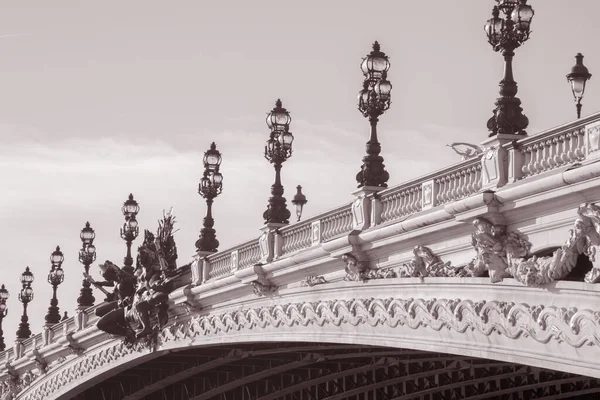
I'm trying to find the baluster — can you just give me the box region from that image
[576,128,586,159]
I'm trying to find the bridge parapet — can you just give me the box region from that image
[4,114,600,399]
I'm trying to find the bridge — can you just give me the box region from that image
[1,110,600,399]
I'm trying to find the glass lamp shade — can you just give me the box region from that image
[203,142,222,170]
[0,302,6,315]
[80,222,96,245]
[20,286,33,302]
[570,78,587,98]
[266,99,291,132]
[291,185,307,221]
[48,267,64,285]
[567,53,592,101]
[211,172,223,186]
[50,246,64,266]
[122,193,140,216]
[200,176,211,191]
[20,267,34,284]
[485,9,504,44]
[511,1,534,32]
[357,86,370,110]
[374,79,392,101]
[266,138,278,154]
[86,244,96,256]
[126,217,139,231]
[360,41,390,81]
[0,285,9,300]
[279,131,294,150]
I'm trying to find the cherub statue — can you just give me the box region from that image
[447,142,484,160]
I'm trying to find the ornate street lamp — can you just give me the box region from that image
[120,194,139,275]
[0,285,9,351]
[567,53,592,119]
[356,41,392,188]
[195,142,223,253]
[16,267,34,340]
[484,0,535,137]
[77,222,96,307]
[291,185,308,222]
[45,246,65,326]
[263,99,294,224]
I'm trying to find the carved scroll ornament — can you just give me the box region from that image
[16,296,600,400]
[468,203,600,286]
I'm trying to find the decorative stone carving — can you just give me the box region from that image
[93,210,183,346]
[447,142,484,161]
[466,203,600,286]
[466,217,531,283]
[31,349,47,374]
[300,275,327,287]
[64,332,84,356]
[251,281,278,297]
[342,253,395,282]
[398,245,463,278]
[18,295,600,400]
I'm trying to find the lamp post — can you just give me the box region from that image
[567,53,592,119]
[356,41,392,188]
[263,99,294,225]
[44,246,64,326]
[77,221,96,307]
[120,194,140,275]
[195,142,223,253]
[16,267,34,340]
[291,185,308,222]
[484,0,535,137]
[0,285,9,351]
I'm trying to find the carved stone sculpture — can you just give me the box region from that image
[398,245,463,278]
[342,253,395,281]
[467,203,600,286]
[94,210,183,346]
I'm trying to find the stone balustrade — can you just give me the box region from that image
[3,112,600,388]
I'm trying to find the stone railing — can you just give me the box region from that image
[517,112,600,179]
[519,126,586,178]
[279,223,313,257]
[237,239,262,270]
[320,205,354,241]
[376,156,482,226]
[193,112,600,283]
[206,250,233,280]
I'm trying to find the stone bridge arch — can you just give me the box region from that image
[18,278,600,400]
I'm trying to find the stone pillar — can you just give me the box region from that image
[480,133,523,190]
[351,186,382,231]
[586,120,600,161]
[259,223,286,264]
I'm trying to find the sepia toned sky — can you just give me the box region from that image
[0,0,599,343]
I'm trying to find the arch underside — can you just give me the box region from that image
[71,342,600,400]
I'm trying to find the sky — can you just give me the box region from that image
[0,0,599,344]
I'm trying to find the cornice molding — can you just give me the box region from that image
[12,295,600,400]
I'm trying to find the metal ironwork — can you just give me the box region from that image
[78,222,97,307]
[567,53,593,119]
[44,246,64,326]
[356,41,392,188]
[0,284,8,351]
[485,0,535,136]
[16,266,34,340]
[120,193,140,275]
[291,185,307,222]
[196,142,223,253]
[72,343,600,400]
[263,99,294,224]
